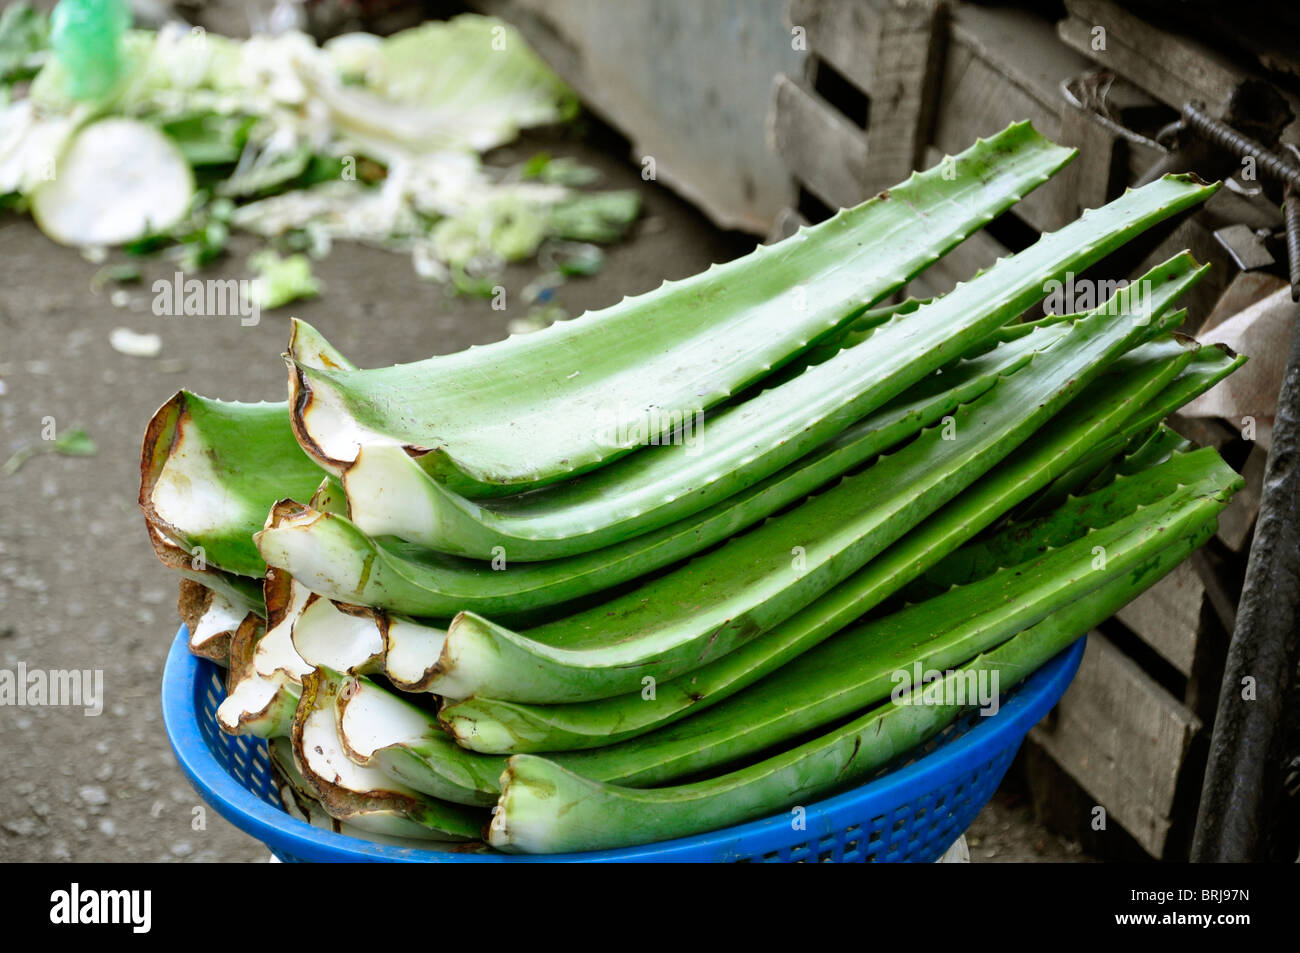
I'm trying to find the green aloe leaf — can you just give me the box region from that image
[487,512,1231,853]
[256,254,1202,622]
[1075,423,1193,497]
[1022,342,1245,517]
[266,736,464,849]
[139,321,352,580]
[904,441,1226,602]
[335,676,505,807]
[145,520,264,612]
[216,570,311,738]
[287,123,1076,494]
[421,270,1203,704]
[559,447,1241,789]
[338,185,1209,561]
[256,327,1055,617]
[439,331,1207,751]
[290,666,484,841]
[332,448,1238,807]
[139,393,328,579]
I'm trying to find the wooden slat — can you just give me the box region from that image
[1061,0,1300,126]
[949,4,1093,117]
[1031,633,1201,857]
[788,0,884,93]
[1128,214,1234,335]
[1061,0,1248,112]
[1114,561,1204,677]
[934,5,1095,232]
[781,0,944,201]
[477,0,805,233]
[770,73,872,211]
[1057,100,1119,215]
[857,0,946,196]
[1217,444,1265,552]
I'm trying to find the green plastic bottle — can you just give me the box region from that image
[48,0,132,101]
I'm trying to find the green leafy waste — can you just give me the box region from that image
[0,2,47,87]
[3,425,95,476]
[6,13,639,298]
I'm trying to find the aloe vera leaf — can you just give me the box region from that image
[215,569,312,738]
[285,316,359,373]
[269,735,344,832]
[488,516,1228,853]
[258,259,1199,625]
[281,586,448,692]
[905,443,1222,601]
[343,282,1194,565]
[1075,423,1193,498]
[291,667,484,840]
[215,612,302,738]
[178,578,248,665]
[144,512,266,611]
[337,292,931,558]
[139,318,353,582]
[339,323,1062,560]
[309,474,349,515]
[338,449,1236,806]
[139,391,328,578]
[777,297,932,375]
[257,330,1057,616]
[336,676,505,807]
[439,334,1198,751]
[424,279,1201,704]
[267,736,458,847]
[339,183,1210,559]
[562,450,1241,789]
[288,124,1077,492]
[290,591,386,676]
[1023,343,1245,516]
[1122,342,1244,434]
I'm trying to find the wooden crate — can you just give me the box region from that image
[1029,633,1203,856]
[773,0,944,212]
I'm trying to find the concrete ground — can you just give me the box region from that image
[0,113,1087,861]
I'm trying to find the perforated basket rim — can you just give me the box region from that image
[162,626,1084,862]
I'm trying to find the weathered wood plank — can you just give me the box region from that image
[858,0,946,196]
[1114,561,1204,677]
[1128,214,1234,334]
[1057,99,1119,216]
[950,4,1093,113]
[934,5,1095,232]
[477,0,804,233]
[1030,633,1201,857]
[1216,443,1265,552]
[785,0,945,199]
[1059,1,1253,113]
[788,0,884,94]
[769,73,872,211]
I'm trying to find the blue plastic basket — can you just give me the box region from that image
[162,626,1084,862]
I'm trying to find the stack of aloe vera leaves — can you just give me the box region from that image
[141,122,1247,854]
